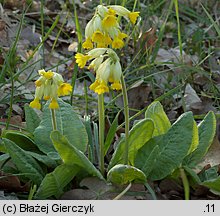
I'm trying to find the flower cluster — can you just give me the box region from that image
[30,69,72,109]
[75,48,122,94]
[82,5,140,50]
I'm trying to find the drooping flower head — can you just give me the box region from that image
[30,69,72,109]
[75,48,122,94]
[82,5,140,50]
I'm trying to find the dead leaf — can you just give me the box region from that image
[184,83,202,111]
[80,177,113,195]
[197,136,220,169]
[0,171,30,192]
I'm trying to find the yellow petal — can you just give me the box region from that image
[111,82,122,90]
[49,98,59,109]
[89,80,100,91]
[92,31,105,43]
[82,38,93,50]
[57,83,72,96]
[118,32,128,40]
[30,98,41,109]
[94,81,109,94]
[35,80,42,87]
[102,15,118,28]
[41,71,54,79]
[108,8,116,16]
[129,12,140,24]
[112,37,124,49]
[75,53,91,68]
[43,96,50,100]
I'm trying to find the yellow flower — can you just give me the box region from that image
[57,83,72,96]
[102,15,117,28]
[35,80,42,87]
[109,60,122,87]
[49,98,59,109]
[118,32,128,40]
[97,42,108,48]
[82,38,93,49]
[128,12,140,24]
[30,98,41,109]
[30,69,72,109]
[108,8,116,16]
[39,70,54,79]
[75,53,91,68]
[89,80,100,91]
[92,30,105,43]
[43,96,50,100]
[94,81,109,94]
[104,34,112,46]
[112,37,124,49]
[79,48,122,94]
[111,81,122,90]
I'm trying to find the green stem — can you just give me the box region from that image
[180,168,190,200]
[40,0,45,67]
[6,71,14,130]
[28,184,37,200]
[144,182,157,200]
[98,94,105,176]
[174,0,183,59]
[113,183,132,200]
[51,109,57,131]
[121,76,129,165]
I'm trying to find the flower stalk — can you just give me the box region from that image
[121,76,129,165]
[180,168,190,200]
[51,109,57,131]
[98,94,105,176]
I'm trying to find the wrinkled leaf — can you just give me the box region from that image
[2,138,44,185]
[136,112,196,180]
[24,104,41,134]
[202,176,220,193]
[107,164,146,185]
[108,119,154,170]
[184,111,216,167]
[145,101,171,136]
[135,143,160,178]
[50,131,104,180]
[34,99,88,154]
[187,120,199,154]
[35,164,80,199]
[2,130,39,152]
[26,151,57,168]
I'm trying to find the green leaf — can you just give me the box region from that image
[145,101,171,136]
[202,176,220,193]
[199,166,219,182]
[183,111,216,167]
[2,138,44,185]
[50,131,104,180]
[108,119,154,170]
[187,120,199,154]
[35,164,80,199]
[34,99,88,154]
[2,130,39,152]
[25,151,57,168]
[136,112,196,181]
[104,112,119,156]
[183,166,201,184]
[135,143,160,178]
[24,104,41,133]
[107,164,146,185]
